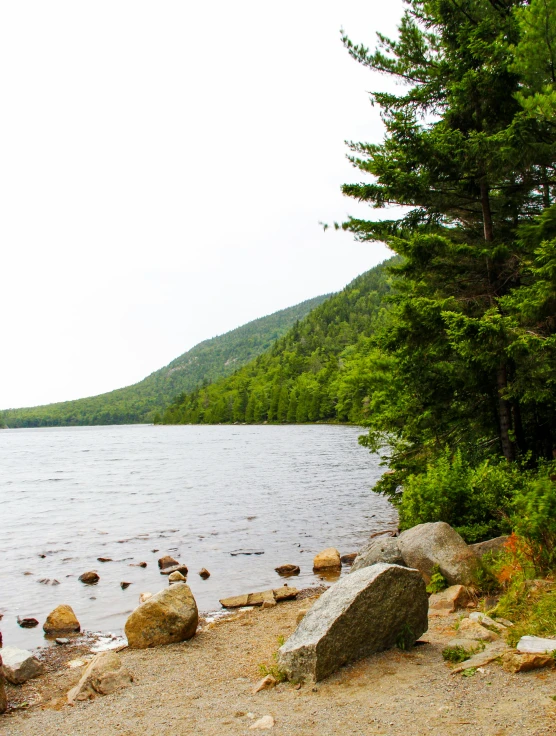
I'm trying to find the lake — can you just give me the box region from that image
[0,424,396,649]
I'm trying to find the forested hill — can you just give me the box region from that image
[163,260,392,425]
[2,294,331,427]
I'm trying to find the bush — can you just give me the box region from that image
[398,449,518,542]
[512,471,556,573]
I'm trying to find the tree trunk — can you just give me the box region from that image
[497,363,514,461]
[480,179,494,243]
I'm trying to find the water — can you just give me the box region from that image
[0,424,396,649]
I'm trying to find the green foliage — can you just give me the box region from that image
[398,450,518,542]
[512,467,556,573]
[442,644,482,664]
[395,623,415,651]
[1,294,330,427]
[495,579,556,647]
[426,565,448,594]
[162,262,394,425]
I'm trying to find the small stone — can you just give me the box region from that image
[139,592,152,604]
[97,557,112,563]
[313,547,341,571]
[262,599,277,609]
[158,555,179,570]
[79,571,100,585]
[168,571,186,585]
[1,646,45,684]
[253,674,277,693]
[199,568,211,579]
[340,553,357,565]
[502,651,555,673]
[160,564,189,576]
[37,578,60,585]
[43,605,81,634]
[457,618,499,642]
[67,652,132,703]
[469,612,506,631]
[17,617,39,628]
[275,565,300,576]
[294,682,301,690]
[120,582,132,590]
[249,715,275,730]
[429,585,471,616]
[56,638,70,645]
[130,561,147,568]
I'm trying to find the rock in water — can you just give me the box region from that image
[198,568,211,579]
[313,548,341,570]
[43,604,81,634]
[277,563,428,682]
[125,582,198,648]
[1,646,45,684]
[79,571,100,585]
[340,553,357,565]
[160,564,189,576]
[168,571,186,585]
[67,652,132,703]
[350,537,404,573]
[0,656,7,715]
[158,555,179,570]
[275,564,300,576]
[398,522,477,585]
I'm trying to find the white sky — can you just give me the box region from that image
[1,1,404,409]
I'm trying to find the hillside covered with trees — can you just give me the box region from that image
[1,294,330,427]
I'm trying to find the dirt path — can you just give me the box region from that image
[2,596,556,736]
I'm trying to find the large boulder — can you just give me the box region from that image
[67,652,132,703]
[398,522,477,585]
[1,647,45,684]
[43,604,80,634]
[350,537,404,573]
[470,536,509,558]
[125,582,198,648]
[0,656,7,715]
[277,563,428,682]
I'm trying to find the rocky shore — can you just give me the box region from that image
[2,523,556,734]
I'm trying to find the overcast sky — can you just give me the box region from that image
[1,1,405,409]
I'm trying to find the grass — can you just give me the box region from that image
[442,643,484,663]
[494,581,556,647]
[258,635,288,683]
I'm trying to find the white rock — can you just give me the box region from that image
[1,646,45,685]
[139,592,153,604]
[249,715,275,729]
[516,635,556,654]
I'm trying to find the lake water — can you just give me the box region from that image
[0,424,396,649]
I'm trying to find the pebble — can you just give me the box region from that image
[56,638,70,645]
[249,715,275,730]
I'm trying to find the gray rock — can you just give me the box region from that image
[0,656,7,714]
[350,537,404,573]
[1,646,45,685]
[469,536,508,558]
[398,522,477,586]
[277,563,428,682]
[516,635,556,654]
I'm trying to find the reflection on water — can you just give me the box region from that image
[0,424,397,649]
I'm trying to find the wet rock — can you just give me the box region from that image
[37,578,60,585]
[97,557,112,563]
[350,537,404,573]
[168,571,186,585]
[55,638,70,645]
[1,646,45,684]
[139,592,152,604]
[17,617,39,628]
[253,674,277,693]
[275,564,300,576]
[470,536,509,558]
[120,582,132,590]
[502,651,555,673]
[220,586,298,608]
[79,571,100,585]
[313,547,341,571]
[160,564,189,576]
[199,568,211,579]
[125,582,198,648]
[277,563,428,682]
[457,618,498,642]
[43,604,81,634]
[230,549,264,556]
[428,585,472,616]
[0,656,6,715]
[516,635,556,654]
[340,553,357,565]
[130,561,147,568]
[158,555,179,570]
[398,522,477,586]
[249,715,275,730]
[67,651,132,703]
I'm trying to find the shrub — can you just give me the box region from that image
[512,471,556,573]
[398,449,518,542]
[426,565,448,594]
